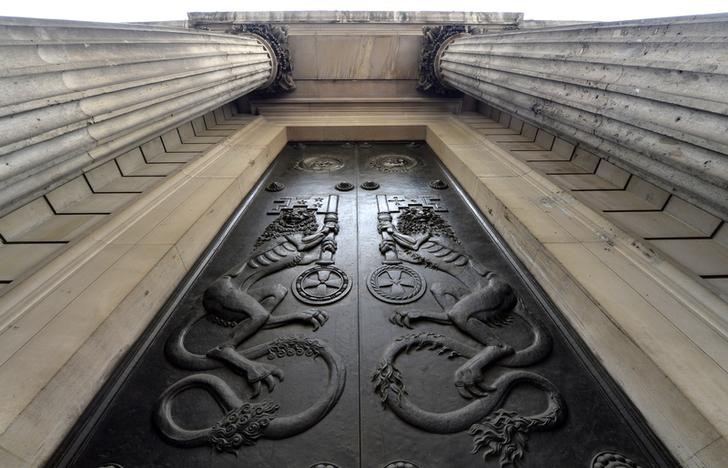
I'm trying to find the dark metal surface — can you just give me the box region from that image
[52,142,679,468]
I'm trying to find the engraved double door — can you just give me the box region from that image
[60,142,677,468]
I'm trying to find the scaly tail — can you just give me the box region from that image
[469,374,565,466]
[373,332,474,407]
[165,309,223,371]
[155,337,345,451]
[374,333,565,466]
[251,337,346,439]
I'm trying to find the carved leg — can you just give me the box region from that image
[264,309,329,330]
[248,284,288,312]
[430,282,468,311]
[454,343,514,399]
[203,277,283,397]
[389,309,451,329]
[207,346,284,398]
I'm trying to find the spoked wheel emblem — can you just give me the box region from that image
[294,265,352,305]
[367,265,426,304]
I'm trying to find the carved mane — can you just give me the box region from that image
[255,208,319,248]
[396,207,459,243]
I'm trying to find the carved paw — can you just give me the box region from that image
[454,364,494,400]
[390,310,419,329]
[206,346,284,398]
[302,308,328,331]
[322,239,337,253]
[245,361,285,398]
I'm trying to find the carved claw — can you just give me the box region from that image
[390,310,418,329]
[206,346,284,397]
[454,368,495,400]
[453,344,512,399]
[302,309,328,331]
[321,239,337,254]
[248,363,285,398]
[379,239,396,255]
[455,381,494,400]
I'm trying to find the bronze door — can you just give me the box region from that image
[55,142,677,468]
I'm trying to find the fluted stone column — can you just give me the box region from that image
[420,15,728,219]
[0,17,293,216]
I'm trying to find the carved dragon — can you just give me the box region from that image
[373,206,566,467]
[156,337,345,453]
[157,207,346,450]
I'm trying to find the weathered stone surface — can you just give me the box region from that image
[434,14,728,219]
[189,11,523,26]
[0,17,275,217]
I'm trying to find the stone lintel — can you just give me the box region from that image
[188,10,524,26]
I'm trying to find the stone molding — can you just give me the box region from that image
[435,14,728,219]
[189,11,524,26]
[228,23,296,94]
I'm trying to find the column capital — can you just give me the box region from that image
[229,23,296,94]
[417,25,471,96]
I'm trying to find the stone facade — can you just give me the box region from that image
[0,11,726,468]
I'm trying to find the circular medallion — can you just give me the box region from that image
[310,464,339,468]
[367,265,426,305]
[384,462,419,468]
[368,154,419,173]
[360,181,380,191]
[592,451,643,468]
[335,181,355,191]
[429,179,448,190]
[265,181,285,192]
[295,156,345,172]
[293,266,352,305]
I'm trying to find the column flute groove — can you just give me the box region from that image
[0,17,295,217]
[420,15,728,219]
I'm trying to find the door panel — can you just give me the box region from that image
[55,142,678,468]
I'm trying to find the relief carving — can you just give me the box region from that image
[295,155,345,172]
[384,462,419,468]
[335,181,355,192]
[368,154,420,173]
[371,199,566,467]
[229,24,295,94]
[155,195,346,451]
[591,451,645,468]
[417,25,470,96]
